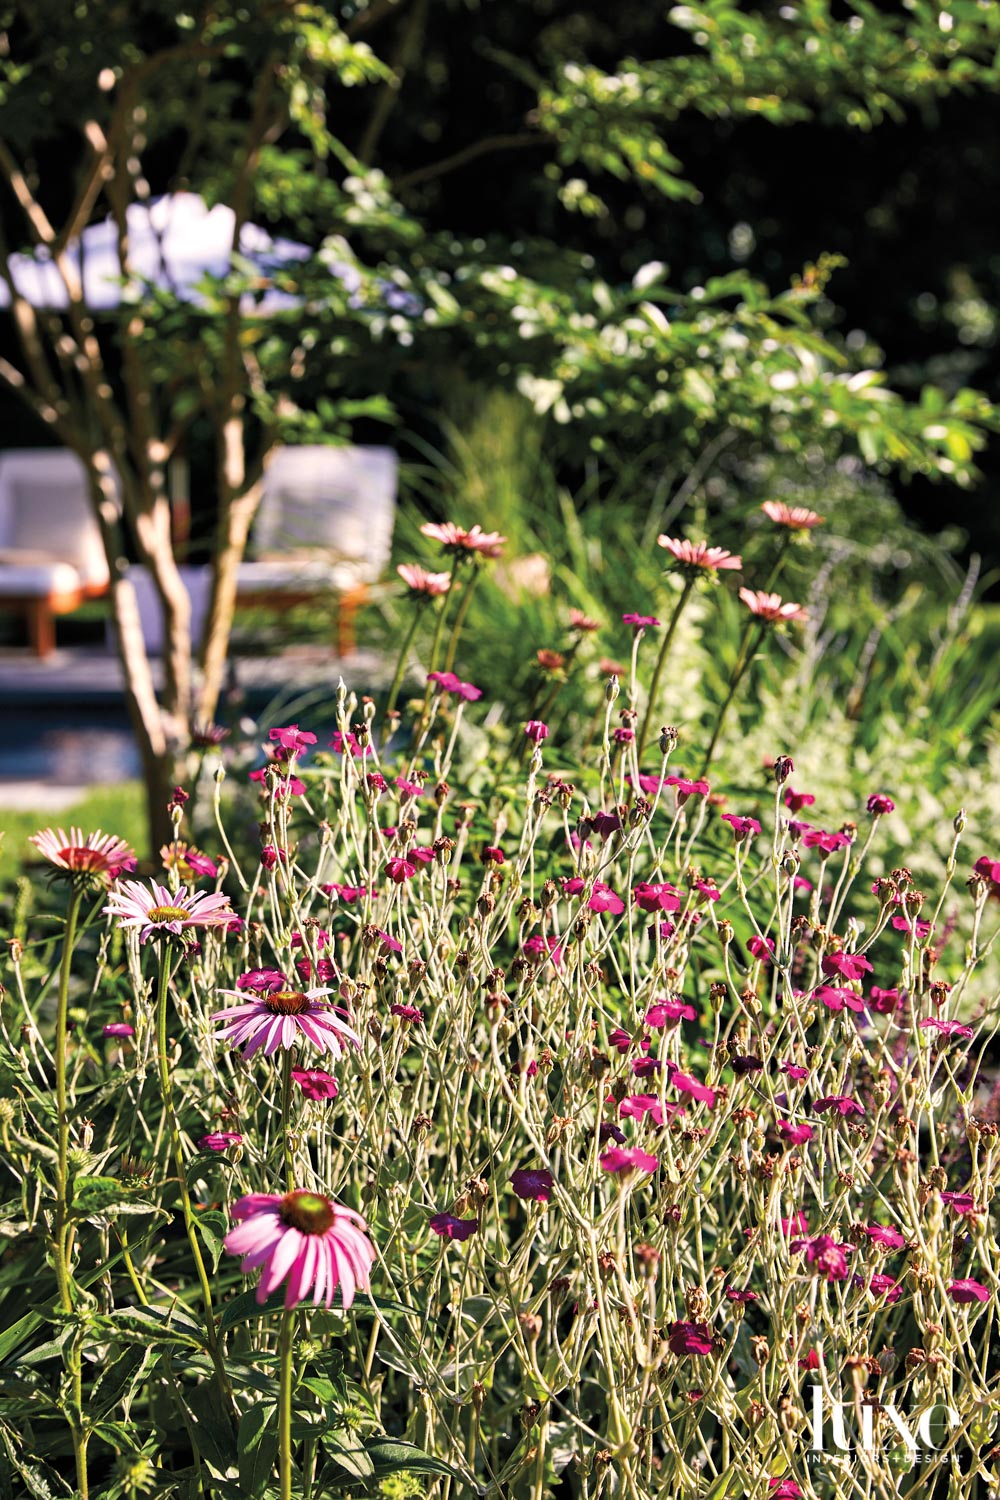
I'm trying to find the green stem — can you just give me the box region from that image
[278,1308,296,1500]
[426,557,463,676]
[635,575,696,768]
[443,567,480,674]
[53,885,90,1500]
[384,605,423,722]
[281,1049,296,1193]
[154,954,236,1419]
[697,621,767,778]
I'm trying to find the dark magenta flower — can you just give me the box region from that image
[632,881,682,913]
[777,1120,813,1144]
[666,1066,716,1107]
[768,1480,803,1499]
[328,731,370,758]
[524,720,549,742]
[645,999,696,1026]
[821,951,874,982]
[103,1021,135,1038]
[599,1121,627,1145]
[724,1286,759,1304]
[427,671,482,701]
[429,1213,479,1241]
[622,612,661,630]
[600,1146,658,1175]
[510,1169,554,1203]
[618,1094,667,1126]
[588,882,625,915]
[784,788,815,814]
[940,1191,981,1215]
[721,814,761,841]
[249,765,306,796]
[631,1056,663,1077]
[385,857,417,884]
[591,811,622,840]
[802,828,851,854]
[867,1274,902,1303]
[747,935,775,963]
[608,1027,650,1054]
[522,934,563,966]
[395,777,423,798]
[865,1223,906,1248]
[790,1232,852,1280]
[693,877,721,902]
[948,1278,990,1304]
[920,1018,974,1039]
[778,1061,810,1081]
[291,1067,340,1100]
[390,1003,424,1023]
[867,793,895,815]
[869,986,902,1014]
[269,724,316,755]
[813,1095,865,1118]
[812,984,866,1014]
[237,968,288,994]
[667,1320,714,1355]
[199,1132,243,1152]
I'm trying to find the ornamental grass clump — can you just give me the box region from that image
[2,512,999,1500]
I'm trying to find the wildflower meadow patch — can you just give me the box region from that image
[1,510,999,1500]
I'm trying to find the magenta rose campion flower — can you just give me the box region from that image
[103,1022,135,1038]
[199,1132,243,1152]
[666,1066,716,1107]
[600,1146,658,1175]
[813,1095,865,1118]
[429,1213,479,1241]
[269,724,316,755]
[821,951,873,982]
[867,1274,902,1304]
[865,1223,907,1249]
[790,1232,852,1281]
[721,814,761,841]
[427,671,482,701]
[777,1121,813,1145]
[633,881,682,914]
[622,612,661,630]
[510,1169,554,1203]
[224,1189,376,1310]
[920,1019,975,1039]
[645,999,696,1026]
[667,1320,715,1356]
[948,1279,990,1304]
[524,720,549,742]
[292,1068,340,1101]
[587,882,625,915]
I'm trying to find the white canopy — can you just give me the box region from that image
[0,192,312,312]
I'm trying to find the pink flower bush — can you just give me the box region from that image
[224,1190,376,1309]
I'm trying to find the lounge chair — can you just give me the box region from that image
[236,445,398,656]
[0,449,111,655]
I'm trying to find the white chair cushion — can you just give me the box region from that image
[0,450,111,586]
[237,559,364,593]
[0,558,81,595]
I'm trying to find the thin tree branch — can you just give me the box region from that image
[358,0,428,166]
[394,131,545,190]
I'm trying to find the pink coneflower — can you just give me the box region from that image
[568,608,600,631]
[104,881,234,943]
[948,1278,990,1304]
[510,1169,553,1203]
[738,589,809,624]
[291,1067,340,1100]
[199,1132,243,1152]
[524,720,549,743]
[421,521,506,557]
[397,563,452,596]
[30,826,135,881]
[761,500,825,530]
[224,1189,376,1309]
[600,1146,658,1175]
[212,987,360,1059]
[161,842,219,881]
[657,536,743,574]
[429,1212,479,1240]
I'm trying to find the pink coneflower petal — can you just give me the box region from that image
[761,500,825,530]
[30,825,136,880]
[657,537,743,573]
[225,1190,376,1311]
[212,987,360,1058]
[738,588,809,624]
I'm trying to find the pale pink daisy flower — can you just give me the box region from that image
[761,500,825,530]
[657,537,743,574]
[739,589,809,624]
[212,986,361,1059]
[397,563,452,597]
[103,880,234,942]
[224,1189,376,1310]
[30,826,135,880]
[420,521,506,557]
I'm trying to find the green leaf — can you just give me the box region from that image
[193,1210,230,1272]
[238,1402,279,1498]
[220,1288,287,1331]
[324,1433,376,1481]
[176,1382,239,1479]
[90,1344,154,1421]
[363,1437,469,1483]
[92,1306,206,1350]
